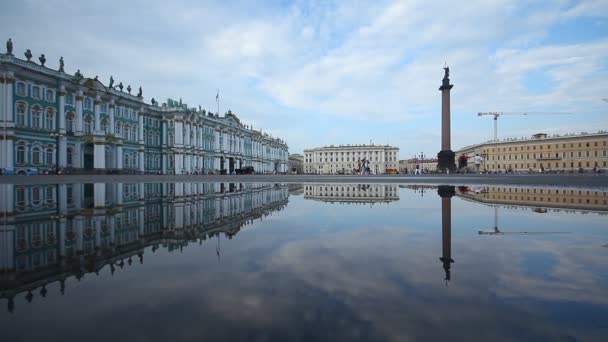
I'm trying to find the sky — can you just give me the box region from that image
[1,0,607,158]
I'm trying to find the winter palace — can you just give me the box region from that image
[0,39,289,174]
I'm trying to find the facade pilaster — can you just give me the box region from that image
[75,90,84,135]
[58,85,66,132]
[94,95,101,131]
[109,101,115,134]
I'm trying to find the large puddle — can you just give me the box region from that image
[1,183,607,341]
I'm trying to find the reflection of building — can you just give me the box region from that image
[0,182,288,312]
[456,186,608,214]
[288,154,303,174]
[0,43,288,175]
[304,184,399,204]
[455,132,608,172]
[304,144,399,174]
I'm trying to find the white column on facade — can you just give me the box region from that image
[175,119,184,146]
[58,85,66,131]
[75,91,84,134]
[94,95,101,131]
[109,101,115,135]
[162,119,168,147]
[116,144,123,169]
[162,153,167,174]
[138,110,144,144]
[139,150,144,172]
[94,142,106,169]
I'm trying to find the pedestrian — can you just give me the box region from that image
[473,154,483,173]
[415,162,420,175]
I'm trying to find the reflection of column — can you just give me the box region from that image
[94,183,106,208]
[94,142,106,169]
[438,185,455,284]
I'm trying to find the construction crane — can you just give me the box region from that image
[477,112,571,141]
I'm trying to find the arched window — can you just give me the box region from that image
[124,153,130,168]
[16,102,26,127]
[115,122,122,137]
[132,125,138,142]
[84,98,92,109]
[32,146,41,165]
[66,147,73,165]
[32,86,41,99]
[65,93,74,105]
[84,116,93,134]
[16,143,26,164]
[45,89,54,102]
[66,112,75,133]
[16,82,26,96]
[45,109,54,130]
[168,132,174,146]
[131,154,137,167]
[124,125,130,140]
[46,147,54,166]
[100,119,108,134]
[31,106,41,129]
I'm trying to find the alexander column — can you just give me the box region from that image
[438,185,455,285]
[437,65,455,171]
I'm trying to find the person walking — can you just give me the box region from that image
[415,162,421,175]
[473,154,483,173]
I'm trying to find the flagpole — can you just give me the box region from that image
[216,89,219,116]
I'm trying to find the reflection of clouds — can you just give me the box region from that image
[1,187,607,341]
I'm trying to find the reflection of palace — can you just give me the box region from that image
[0,182,288,312]
[303,184,399,204]
[456,186,608,214]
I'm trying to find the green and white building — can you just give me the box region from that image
[0,42,288,174]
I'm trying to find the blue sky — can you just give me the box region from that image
[1,0,607,158]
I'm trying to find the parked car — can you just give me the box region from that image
[16,168,39,176]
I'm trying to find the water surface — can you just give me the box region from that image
[1,182,607,341]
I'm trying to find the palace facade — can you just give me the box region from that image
[0,182,289,311]
[303,144,399,174]
[0,42,288,174]
[304,184,399,204]
[455,132,608,172]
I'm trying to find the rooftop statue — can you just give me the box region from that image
[39,54,46,66]
[59,56,64,72]
[109,76,114,88]
[137,86,142,97]
[127,85,132,94]
[118,82,123,91]
[24,49,32,61]
[94,75,99,81]
[151,97,156,105]
[74,69,83,82]
[6,38,13,55]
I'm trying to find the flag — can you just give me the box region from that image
[216,90,219,101]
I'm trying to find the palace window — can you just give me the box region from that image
[32,146,42,165]
[124,153,130,168]
[45,89,54,102]
[100,103,107,112]
[115,122,122,136]
[66,147,73,165]
[32,86,41,99]
[16,82,26,96]
[101,119,108,134]
[84,116,93,134]
[16,143,26,164]
[46,147,54,165]
[31,106,42,129]
[132,125,138,141]
[84,98,92,110]
[66,112,74,133]
[168,132,174,146]
[66,93,74,105]
[124,125,130,140]
[45,109,54,130]
[16,102,26,127]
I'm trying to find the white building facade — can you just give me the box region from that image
[303,144,399,174]
[0,42,288,174]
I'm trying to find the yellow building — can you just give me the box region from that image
[456,132,608,172]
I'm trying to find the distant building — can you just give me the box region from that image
[303,144,399,174]
[455,132,608,172]
[399,158,438,173]
[288,153,303,174]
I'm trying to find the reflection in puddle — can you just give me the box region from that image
[0,182,607,341]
